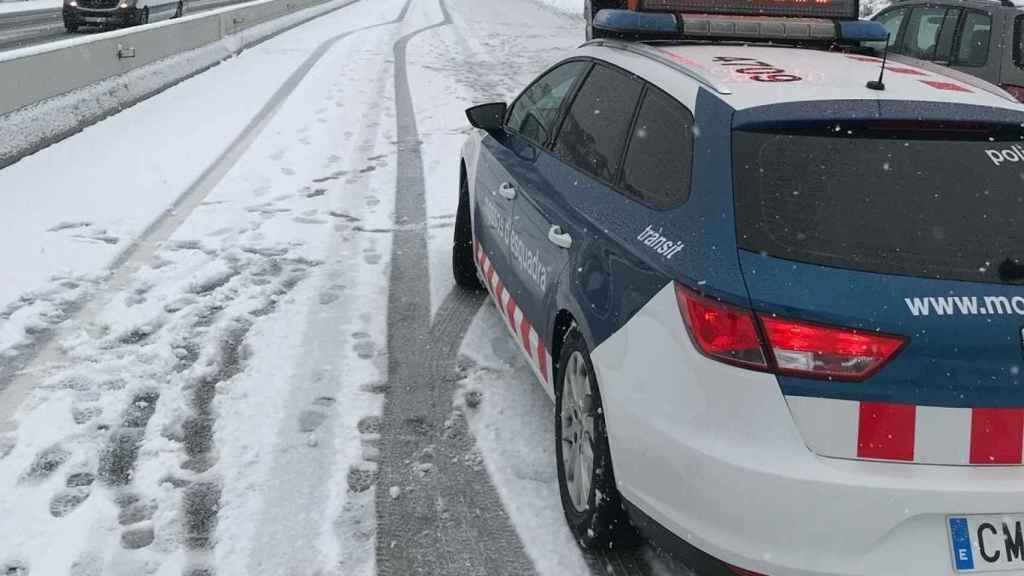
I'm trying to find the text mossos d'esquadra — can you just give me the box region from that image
[482,197,549,290]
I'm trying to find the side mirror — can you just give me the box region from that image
[466,102,507,132]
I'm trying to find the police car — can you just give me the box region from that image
[453,1,1024,574]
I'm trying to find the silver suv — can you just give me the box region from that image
[871,0,1024,101]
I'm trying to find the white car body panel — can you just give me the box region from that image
[591,284,1024,576]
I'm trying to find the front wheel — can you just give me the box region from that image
[64,18,79,32]
[555,329,634,549]
[134,6,148,26]
[452,173,483,291]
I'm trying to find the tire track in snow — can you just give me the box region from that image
[166,9,435,576]
[386,0,674,573]
[232,2,412,573]
[375,0,534,573]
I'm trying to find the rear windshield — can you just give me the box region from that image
[733,123,1024,284]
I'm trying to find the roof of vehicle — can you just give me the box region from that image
[579,41,1024,112]
[888,0,1024,10]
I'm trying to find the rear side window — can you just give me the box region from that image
[507,61,589,146]
[954,11,992,67]
[900,6,947,60]
[619,87,694,208]
[934,8,961,62]
[733,124,1024,284]
[554,64,644,184]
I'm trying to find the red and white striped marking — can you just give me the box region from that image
[787,396,1024,465]
[474,240,554,387]
[845,55,973,93]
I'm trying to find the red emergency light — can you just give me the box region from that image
[635,0,859,20]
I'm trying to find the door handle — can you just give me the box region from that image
[548,225,573,249]
[497,182,517,200]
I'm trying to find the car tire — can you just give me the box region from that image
[453,172,483,291]
[135,6,148,25]
[64,18,79,32]
[173,0,183,17]
[555,328,634,549]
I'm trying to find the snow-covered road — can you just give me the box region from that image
[0,0,691,574]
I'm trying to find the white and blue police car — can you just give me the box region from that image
[453,1,1024,574]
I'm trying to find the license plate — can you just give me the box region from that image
[949,515,1024,572]
[83,16,108,22]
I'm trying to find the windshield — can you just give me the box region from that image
[734,124,1024,284]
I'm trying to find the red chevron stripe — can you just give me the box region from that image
[970,408,1024,464]
[857,402,915,461]
[519,317,532,354]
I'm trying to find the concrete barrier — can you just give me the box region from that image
[0,0,329,116]
[0,0,351,166]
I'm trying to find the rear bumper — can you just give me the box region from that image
[634,428,1024,576]
[591,283,1024,576]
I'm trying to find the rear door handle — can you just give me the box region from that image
[548,225,573,249]
[497,182,517,200]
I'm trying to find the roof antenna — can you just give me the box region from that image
[866,33,890,91]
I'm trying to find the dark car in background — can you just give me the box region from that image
[871,0,1024,101]
[62,0,183,32]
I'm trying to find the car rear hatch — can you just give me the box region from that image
[731,102,1024,465]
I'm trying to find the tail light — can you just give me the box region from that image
[1000,84,1024,103]
[674,284,905,381]
[761,316,905,380]
[677,286,768,370]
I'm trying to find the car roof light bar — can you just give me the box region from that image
[592,8,680,38]
[640,0,859,21]
[593,9,887,44]
[682,14,837,41]
[836,19,887,42]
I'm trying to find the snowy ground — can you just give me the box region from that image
[861,0,890,17]
[0,0,674,574]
